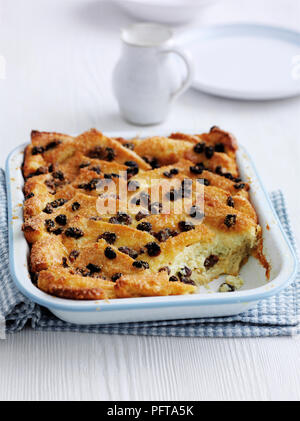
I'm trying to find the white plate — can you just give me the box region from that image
[112,0,218,25]
[6,130,298,325]
[177,24,300,100]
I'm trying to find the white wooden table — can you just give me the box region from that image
[0,0,299,401]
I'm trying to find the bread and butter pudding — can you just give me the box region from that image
[22,127,266,300]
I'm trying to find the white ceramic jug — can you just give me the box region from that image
[113,23,194,125]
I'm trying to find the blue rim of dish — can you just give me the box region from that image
[5,142,298,312]
[177,23,300,47]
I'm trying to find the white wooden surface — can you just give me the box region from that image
[0,0,300,401]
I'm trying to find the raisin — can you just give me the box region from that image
[190,164,204,175]
[52,228,63,235]
[135,211,148,221]
[76,267,90,277]
[98,232,117,244]
[50,198,67,208]
[234,183,245,190]
[178,266,192,279]
[90,166,101,175]
[131,196,140,206]
[163,168,178,178]
[178,221,195,232]
[210,125,219,131]
[204,255,219,269]
[78,178,101,191]
[109,212,132,225]
[145,242,161,257]
[118,212,132,224]
[132,260,149,269]
[227,196,234,207]
[215,166,222,175]
[169,276,178,282]
[224,214,237,228]
[62,257,69,268]
[158,266,171,275]
[43,203,53,214]
[189,206,204,220]
[24,192,34,200]
[105,147,116,161]
[136,222,152,232]
[224,172,234,180]
[118,246,138,259]
[52,170,64,180]
[45,140,61,150]
[111,273,122,282]
[127,180,140,191]
[48,164,54,173]
[143,157,159,169]
[154,228,177,242]
[214,143,225,153]
[69,250,79,262]
[234,178,242,183]
[86,263,101,273]
[45,219,55,232]
[125,160,138,168]
[197,178,210,186]
[71,202,81,211]
[181,278,196,285]
[31,146,44,155]
[27,166,48,178]
[79,161,90,168]
[124,143,134,150]
[104,246,117,259]
[219,282,235,292]
[88,146,103,159]
[205,146,214,159]
[104,173,119,179]
[193,142,205,154]
[65,227,84,238]
[45,179,56,193]
[55,214,67,226]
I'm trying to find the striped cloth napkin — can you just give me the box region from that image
[0,169,299,338]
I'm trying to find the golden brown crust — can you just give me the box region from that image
[38,268,116,300]
[23,128,265,300]
[115,272,196,298]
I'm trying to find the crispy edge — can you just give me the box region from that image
[38,268,116,300]
[115,271,196,298]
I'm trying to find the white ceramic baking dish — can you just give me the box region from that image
[6,130,298,324]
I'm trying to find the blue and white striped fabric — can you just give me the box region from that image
[0,169,299,337]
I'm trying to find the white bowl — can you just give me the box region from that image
[113,0,219,24]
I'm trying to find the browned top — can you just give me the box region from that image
[22,127,261,300]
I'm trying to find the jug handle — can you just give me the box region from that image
[160,46,194,101]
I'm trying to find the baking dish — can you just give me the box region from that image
[5,130,298,324]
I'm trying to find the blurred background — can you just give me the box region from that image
[0,0,299,212]
[0,0,299,136]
